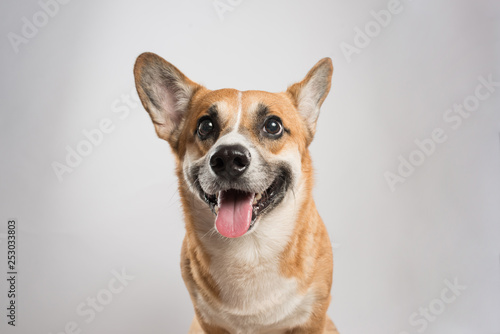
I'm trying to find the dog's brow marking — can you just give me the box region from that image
[231,91,243,133]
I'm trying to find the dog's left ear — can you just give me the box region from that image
[134,52,201,150]
[286,58,333,143]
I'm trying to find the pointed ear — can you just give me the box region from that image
[134,52,201,148]
[286,58,333,142]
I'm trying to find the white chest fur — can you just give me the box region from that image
[198,259,314,334]
[197,265,314,333]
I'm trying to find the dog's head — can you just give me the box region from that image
[134,53,332,238]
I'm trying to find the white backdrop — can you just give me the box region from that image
[1,0,499,333]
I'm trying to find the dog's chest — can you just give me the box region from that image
[196,238,315,333]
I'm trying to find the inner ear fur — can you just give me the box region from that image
[286,58,333,143]
[134,52,202,149]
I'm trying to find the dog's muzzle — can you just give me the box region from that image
[191,144,292,239]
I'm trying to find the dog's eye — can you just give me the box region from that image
[263,117,283,137]
[197,117,214,139]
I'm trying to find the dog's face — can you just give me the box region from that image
[134,53,332,238]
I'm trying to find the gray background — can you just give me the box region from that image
[1,0,499,333]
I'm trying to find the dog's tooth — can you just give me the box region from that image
[255,193,262,201]
[214,206,219,215]
[252,197,258,205]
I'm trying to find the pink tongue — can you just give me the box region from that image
[215,190,254,238]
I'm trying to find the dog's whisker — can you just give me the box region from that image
[200,227,215,240]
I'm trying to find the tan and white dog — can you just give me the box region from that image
[134,53,337,334]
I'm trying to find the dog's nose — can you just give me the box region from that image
[210,144,251,180]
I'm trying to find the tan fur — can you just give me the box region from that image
[189,315,339,334]
[134,53,337,334]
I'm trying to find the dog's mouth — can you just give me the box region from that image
[200,169,290,238]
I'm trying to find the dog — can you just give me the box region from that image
[134,52,336,334]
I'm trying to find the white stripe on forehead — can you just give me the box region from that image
[214,130,251,148]
[211,92,254,155]
[231,91,243,133]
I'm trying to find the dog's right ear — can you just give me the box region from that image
[134,52,201,148]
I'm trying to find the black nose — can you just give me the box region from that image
[210,144,251,180]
